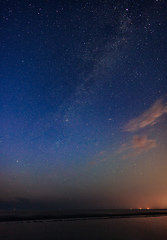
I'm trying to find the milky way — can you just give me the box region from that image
[0,0,167,210]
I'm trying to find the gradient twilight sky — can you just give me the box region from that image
[1,0,167,210]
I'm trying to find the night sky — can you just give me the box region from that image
[1,0,167,210]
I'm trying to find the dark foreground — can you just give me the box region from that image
[0,214,167,240]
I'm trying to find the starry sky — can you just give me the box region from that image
[1,0,167,210]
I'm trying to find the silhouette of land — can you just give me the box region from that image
[1,209,167,223]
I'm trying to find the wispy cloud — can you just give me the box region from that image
[132,135,157,151]
[123,98,167,132]
[88,150,109,167]
[119,135,157,159]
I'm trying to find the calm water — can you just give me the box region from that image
[0,216,167,240]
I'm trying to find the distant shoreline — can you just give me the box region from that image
[1,209,167,223]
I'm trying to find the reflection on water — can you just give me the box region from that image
[0,216,167,240]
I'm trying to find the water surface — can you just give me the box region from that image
[0,215,167,240]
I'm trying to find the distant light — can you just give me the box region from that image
[147,208,150,210]
[139,208,142,210]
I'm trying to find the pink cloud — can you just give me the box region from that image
[123,98,167,132]
[119,135,157,159]
[132,135,157,151]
